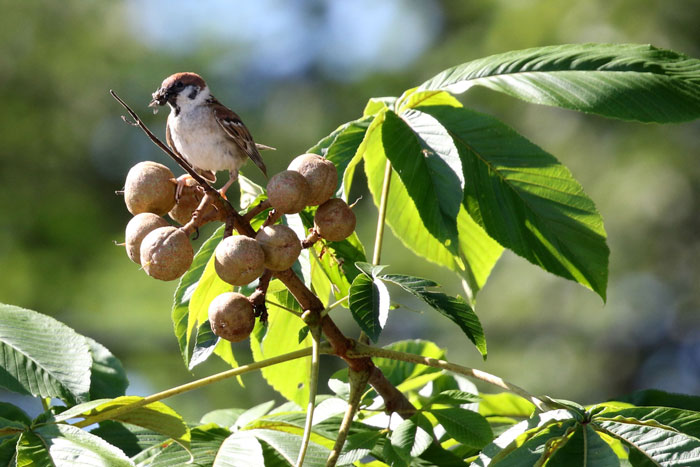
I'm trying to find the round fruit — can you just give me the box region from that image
[140,226,193,281]
[125,213,169,264]
[124,161,176,215]
[255,225,302,271]
[266,170,310,214]
[169,177,203,225]
[314,198,356,242]
[288,153,337,206]
[215,236,265,285]
[208,292,255,342]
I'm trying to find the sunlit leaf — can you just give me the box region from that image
[214,431,265,467]
[251,290,310,406]
[171,224,225,366]
[419,43,700,123]
[419,104,609,299]
[55,396,190,449]
[0,303,92,404]
[391,413,434,460]
[247,428,329,467]
[17,424,133,467]
[363,112,502,298]
[144,425,230,467]
[372,340,444,388]
[348,273,390,343]
[593,406,700,464]
[430,407,493,449]
[90,421,168,458]
[473,409,575,466]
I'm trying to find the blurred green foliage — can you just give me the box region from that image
[1,0,698,421]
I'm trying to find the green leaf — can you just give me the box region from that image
[372,340,444,388]
[363,96,397,117]
[381,109,462,248]
[428,390,480,407]
[90,421,168,458]
[299,208,367,305]
[189,320,218,370]
[214,431,265,466]
[200,408,246,428]
[0,436,18,466]
[309,117,373,199]
[86,337,128,400]
[593,406,700,464]
[250,290,310,407]
[0,303,92,404]
[611,389,700,411]
[382,438,410,467]
[348,272,390,343]
[336,431,383,466]
[232,401,276,430]
[247,428,329,467]
[55,396,190,450]
[419,104,609,299]
[0,402,31,427]
[430,407,493,449]
[363,112,502,298]
[417,441,470,466]
[473,409,575,466]
[391,413,434,460]
[145,425,230,467]
[478,393,535,421]
[419,43,700,123]
[17,424,133,466]
[381,274,487,357]
[171,224,226,367]
[546,425,620,467]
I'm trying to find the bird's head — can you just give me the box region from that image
[149,72,208,112]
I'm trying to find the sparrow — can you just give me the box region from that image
[149,72,273,196]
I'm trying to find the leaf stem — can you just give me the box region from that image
[266,299,302,317]
[348,342,550,412]
[296,325,322,467]
[72,346,323,429]
[372,159,393,265]
[327,368,370,467]
[320,296,349,318]
[41,397,51,412]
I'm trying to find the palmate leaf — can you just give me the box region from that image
[546,425,620,467]
[362,107,503,298]
[417,43,700,123]
[418,104,609,299]
[0,303,92,405]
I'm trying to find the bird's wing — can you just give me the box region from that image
[211,99,268,177]
[166,121,216,182]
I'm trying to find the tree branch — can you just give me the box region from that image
[112,90,417,435]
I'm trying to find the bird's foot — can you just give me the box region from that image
[175,174,195,202]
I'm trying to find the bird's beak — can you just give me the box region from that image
[149,88,168,111]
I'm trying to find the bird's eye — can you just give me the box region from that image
[174,81,184,89]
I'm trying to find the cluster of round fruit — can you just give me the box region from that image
[121,153,355,342]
